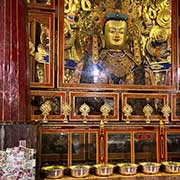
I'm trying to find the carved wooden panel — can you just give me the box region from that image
[28,11,55,88]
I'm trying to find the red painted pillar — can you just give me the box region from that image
[0,0,30,122]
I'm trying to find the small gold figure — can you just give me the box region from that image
[100,103,111,123]
[79,103,90,123]
[143,104,153,123]
[62,103,71,123]
[40,100,52,123]
[122,103,133,123]
[161,104,171,123]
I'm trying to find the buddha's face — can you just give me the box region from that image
[104,20,128,50]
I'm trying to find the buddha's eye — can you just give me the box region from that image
[109,28,116,33]
[119,30,125,34]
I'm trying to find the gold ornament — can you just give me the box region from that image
[62,103,71,123]
[100,103,111,123]
[40,100,52,123]
[161,104,171,123]
[79,103,90,123]
[143,104,153,123]
[122,103,133,123]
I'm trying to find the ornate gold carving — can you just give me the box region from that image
[161,104,171,123]
[100,103,111,123]
[122,103,133,123]
[64,0,173,87]
[40,100,52,123]
[79,103,90,123]
[92,34,99,64]
[143,104,153,123]
[62,103,71,123]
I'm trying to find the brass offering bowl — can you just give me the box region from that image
[117,163,138,175]
[140,162,160,174]
[94,164,114,176]
[69,165,90,178]
[162,161,180,173]
[42,165,64,179]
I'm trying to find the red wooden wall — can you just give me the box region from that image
[0,0,30,122]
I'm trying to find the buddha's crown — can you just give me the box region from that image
[105,13,128,22]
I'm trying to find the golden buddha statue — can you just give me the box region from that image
[99,15,136,84]
[74,13,143,84]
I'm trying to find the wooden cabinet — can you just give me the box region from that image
[26,0,180,178]
[39,126,99,167]
[38,124,180,178]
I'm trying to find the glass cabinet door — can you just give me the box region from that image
[107,132,131,163]
[71,132,97,165]
[134,132,157,163]
[166,132,180,161]
[41,133,68,166]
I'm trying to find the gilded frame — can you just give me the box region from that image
[122,93,169,122]
[28,11,55,88]
[58,0,178,91]
[30,90,66,121]
[69,91,119,121]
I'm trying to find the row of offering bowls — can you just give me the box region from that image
[42,161,180,179]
